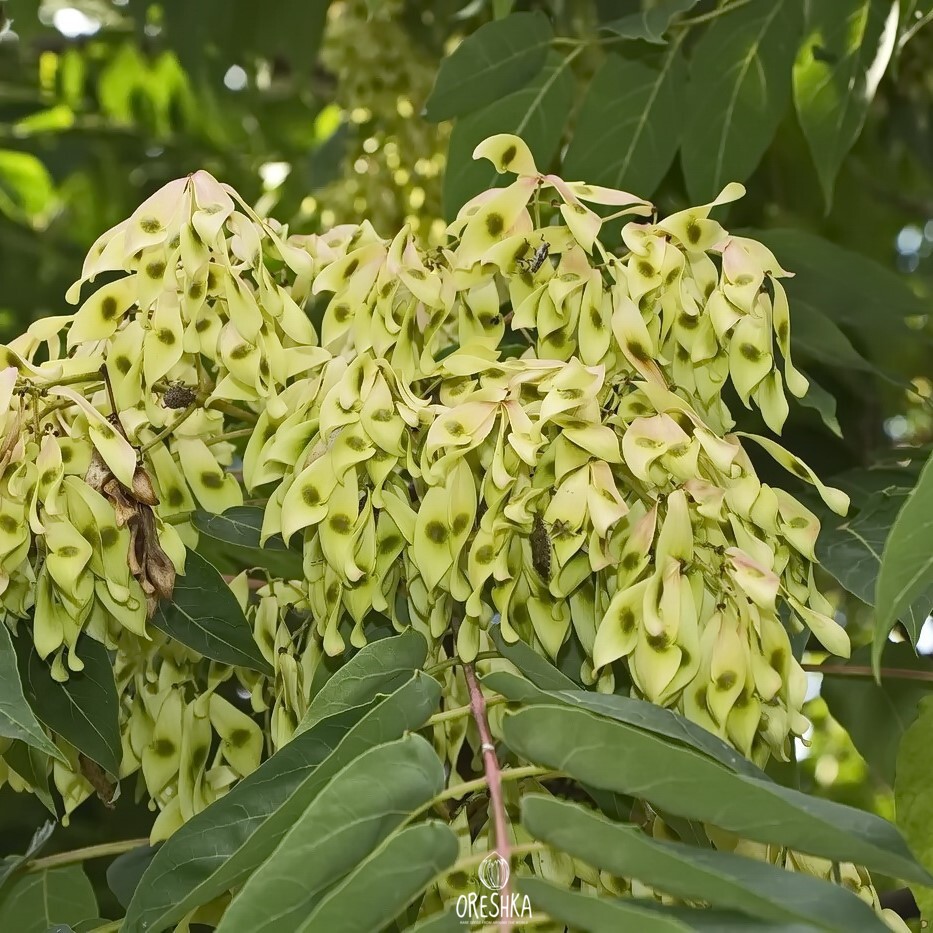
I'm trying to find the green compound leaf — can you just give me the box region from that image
[443,51,574,218]
[485,669,762,778]
[124,673,441,933]
[681,0,803,201]
[295,822,458,933]
[519,878,819,932]
[216,735,446,933]
[490,628,578,691]
[750,228,926,351]
[296,629,428,735]
[0,624,65,764]
[795,374,842,438]
[821,645,933,787]
[794,0,900,208]
[0,866,97,933]
[151,549,271,674]
[895,695,933,923]
[2,741,56,816]
[193,506,304,580]
[811,485,931,644]
[874,452,933,672]
[107,844,158,910]
[600,0,699,45]
[15,632,120,775]
[562,41,687,199]
[0,821,55,895]
[0,149,56,221]
[521,796,886,931]
[424,11,552,122]
[503,704,932,885]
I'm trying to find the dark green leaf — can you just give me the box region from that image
[2,742,56,816]
[163,0,330,75]
[297,630,428,734]
[790,305,883,376]
[106,845,158,910]
[151,550,271,674]
[681,0,802,200]
[821,645,933,787]
[193,507,304,580]
[795,374,842,437]
[874,452,933,670]
[517,878,687,931]
[895,695,933,921]
[0,866,96,933]
[831,468,922,499]
[562,42,687,199]
[522,880,874,931]
[15,633,120,775]
[812,485,931,643]
[0,624,65,763]
[424,11,552,122]
[484,669,764,778]
[793,0,899,207]
[244,0,331,72]
[601,0,698,44]
[502,704,931,883]
[443,51,574,217]
[217,734,446,933]
[297,822,458,933]
[521,796,886,931]
[750,229,926,345]
[124,673,441,933]
[0,821,55,894]
[490,629,578,691]
[632,900,826,931]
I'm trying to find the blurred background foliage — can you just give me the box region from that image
[0,0,932,919]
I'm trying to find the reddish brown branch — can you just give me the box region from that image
[462,658,513,931]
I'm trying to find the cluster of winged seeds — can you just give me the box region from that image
[0,136,850,842]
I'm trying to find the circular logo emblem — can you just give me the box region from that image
[478,852,510,891]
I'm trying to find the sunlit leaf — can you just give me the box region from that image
[794,0,900,208]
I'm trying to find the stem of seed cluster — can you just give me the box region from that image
[26,837,149,873]
[431,766,557,809]
[31,371,105,390]
[139,401,199,453]
[425,651,500,677]
[99,364,129,441]
[462,656,513,932]
[206,399,259,424]
[205,427,254,446]
[427,695,506,727]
